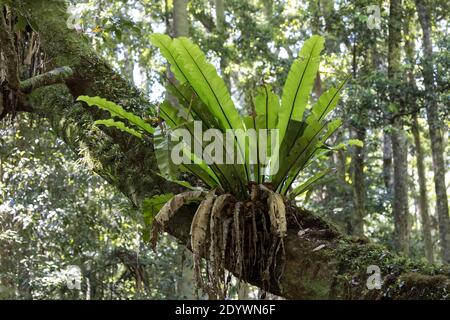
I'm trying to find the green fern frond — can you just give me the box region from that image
[94,119,143,139]
[77,96,155,134]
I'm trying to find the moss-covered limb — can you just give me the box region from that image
[163,204,450,299]
[20,67,73,93]
[22,0,151,115]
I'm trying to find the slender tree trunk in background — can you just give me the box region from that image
[164,0,171,34]
[215,0,231,88]
[412,115,434,263]
[308,0,321,35]
[5,0,450,300]
[176,248,196,298]
[166,0,189,91]
[123,50,134,83]
[215,0,225,30]
[403,10,434,263]
[308,0,327,96]
[335,147,353,234]
[238,282,249,299]
[352,127,366,236]
[388,0,410,256]
[168,0,188,82]
[171,0,197,298]
[415,0,450,263]
[391,123,410,255]
[347,24,367,236]
[173,0,189,37]
[336,150,347,183]
[325,134,350,232]
[261,0,273,19]
[383,132,394,194]
[322,0,338,51]
[381,38,393,198]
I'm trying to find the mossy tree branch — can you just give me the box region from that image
[20,67,74,93]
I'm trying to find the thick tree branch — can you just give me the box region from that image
[20,66,74,93]
[163,204,450,299]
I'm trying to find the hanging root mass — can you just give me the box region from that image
[152,184,288,299]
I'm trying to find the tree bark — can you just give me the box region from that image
[215,0,225,30]
[403,9,434,263]
[3,0,450,299]
[415,0,450,264]
[391,123,410,255]
[348,16,366,237]
[411,115,434,263]
[352,127,366,237]
[170,0,197,298]
[173,0,189,37]
[383,131,394,194]
[214,0,231,89]
[261,0,273,19]
[388,0,410,256]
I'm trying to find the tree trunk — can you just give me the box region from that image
[173,0,189,37]
[261,0,273,19]
[215,0,231,88]
[3,0,450,299]
[411,115,434,263]
[388,0,410,256]
[383,131,394,194]
[352,127,366,237]
[238,282,249,300]
[215,0,225,30]
[415,0,450,264]
[403,9,434,263]
[348,18,366,237]
[391,124,410,255]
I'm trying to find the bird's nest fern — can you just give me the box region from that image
[77,34,357,298]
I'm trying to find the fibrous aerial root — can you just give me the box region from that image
[152,184,289,299]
